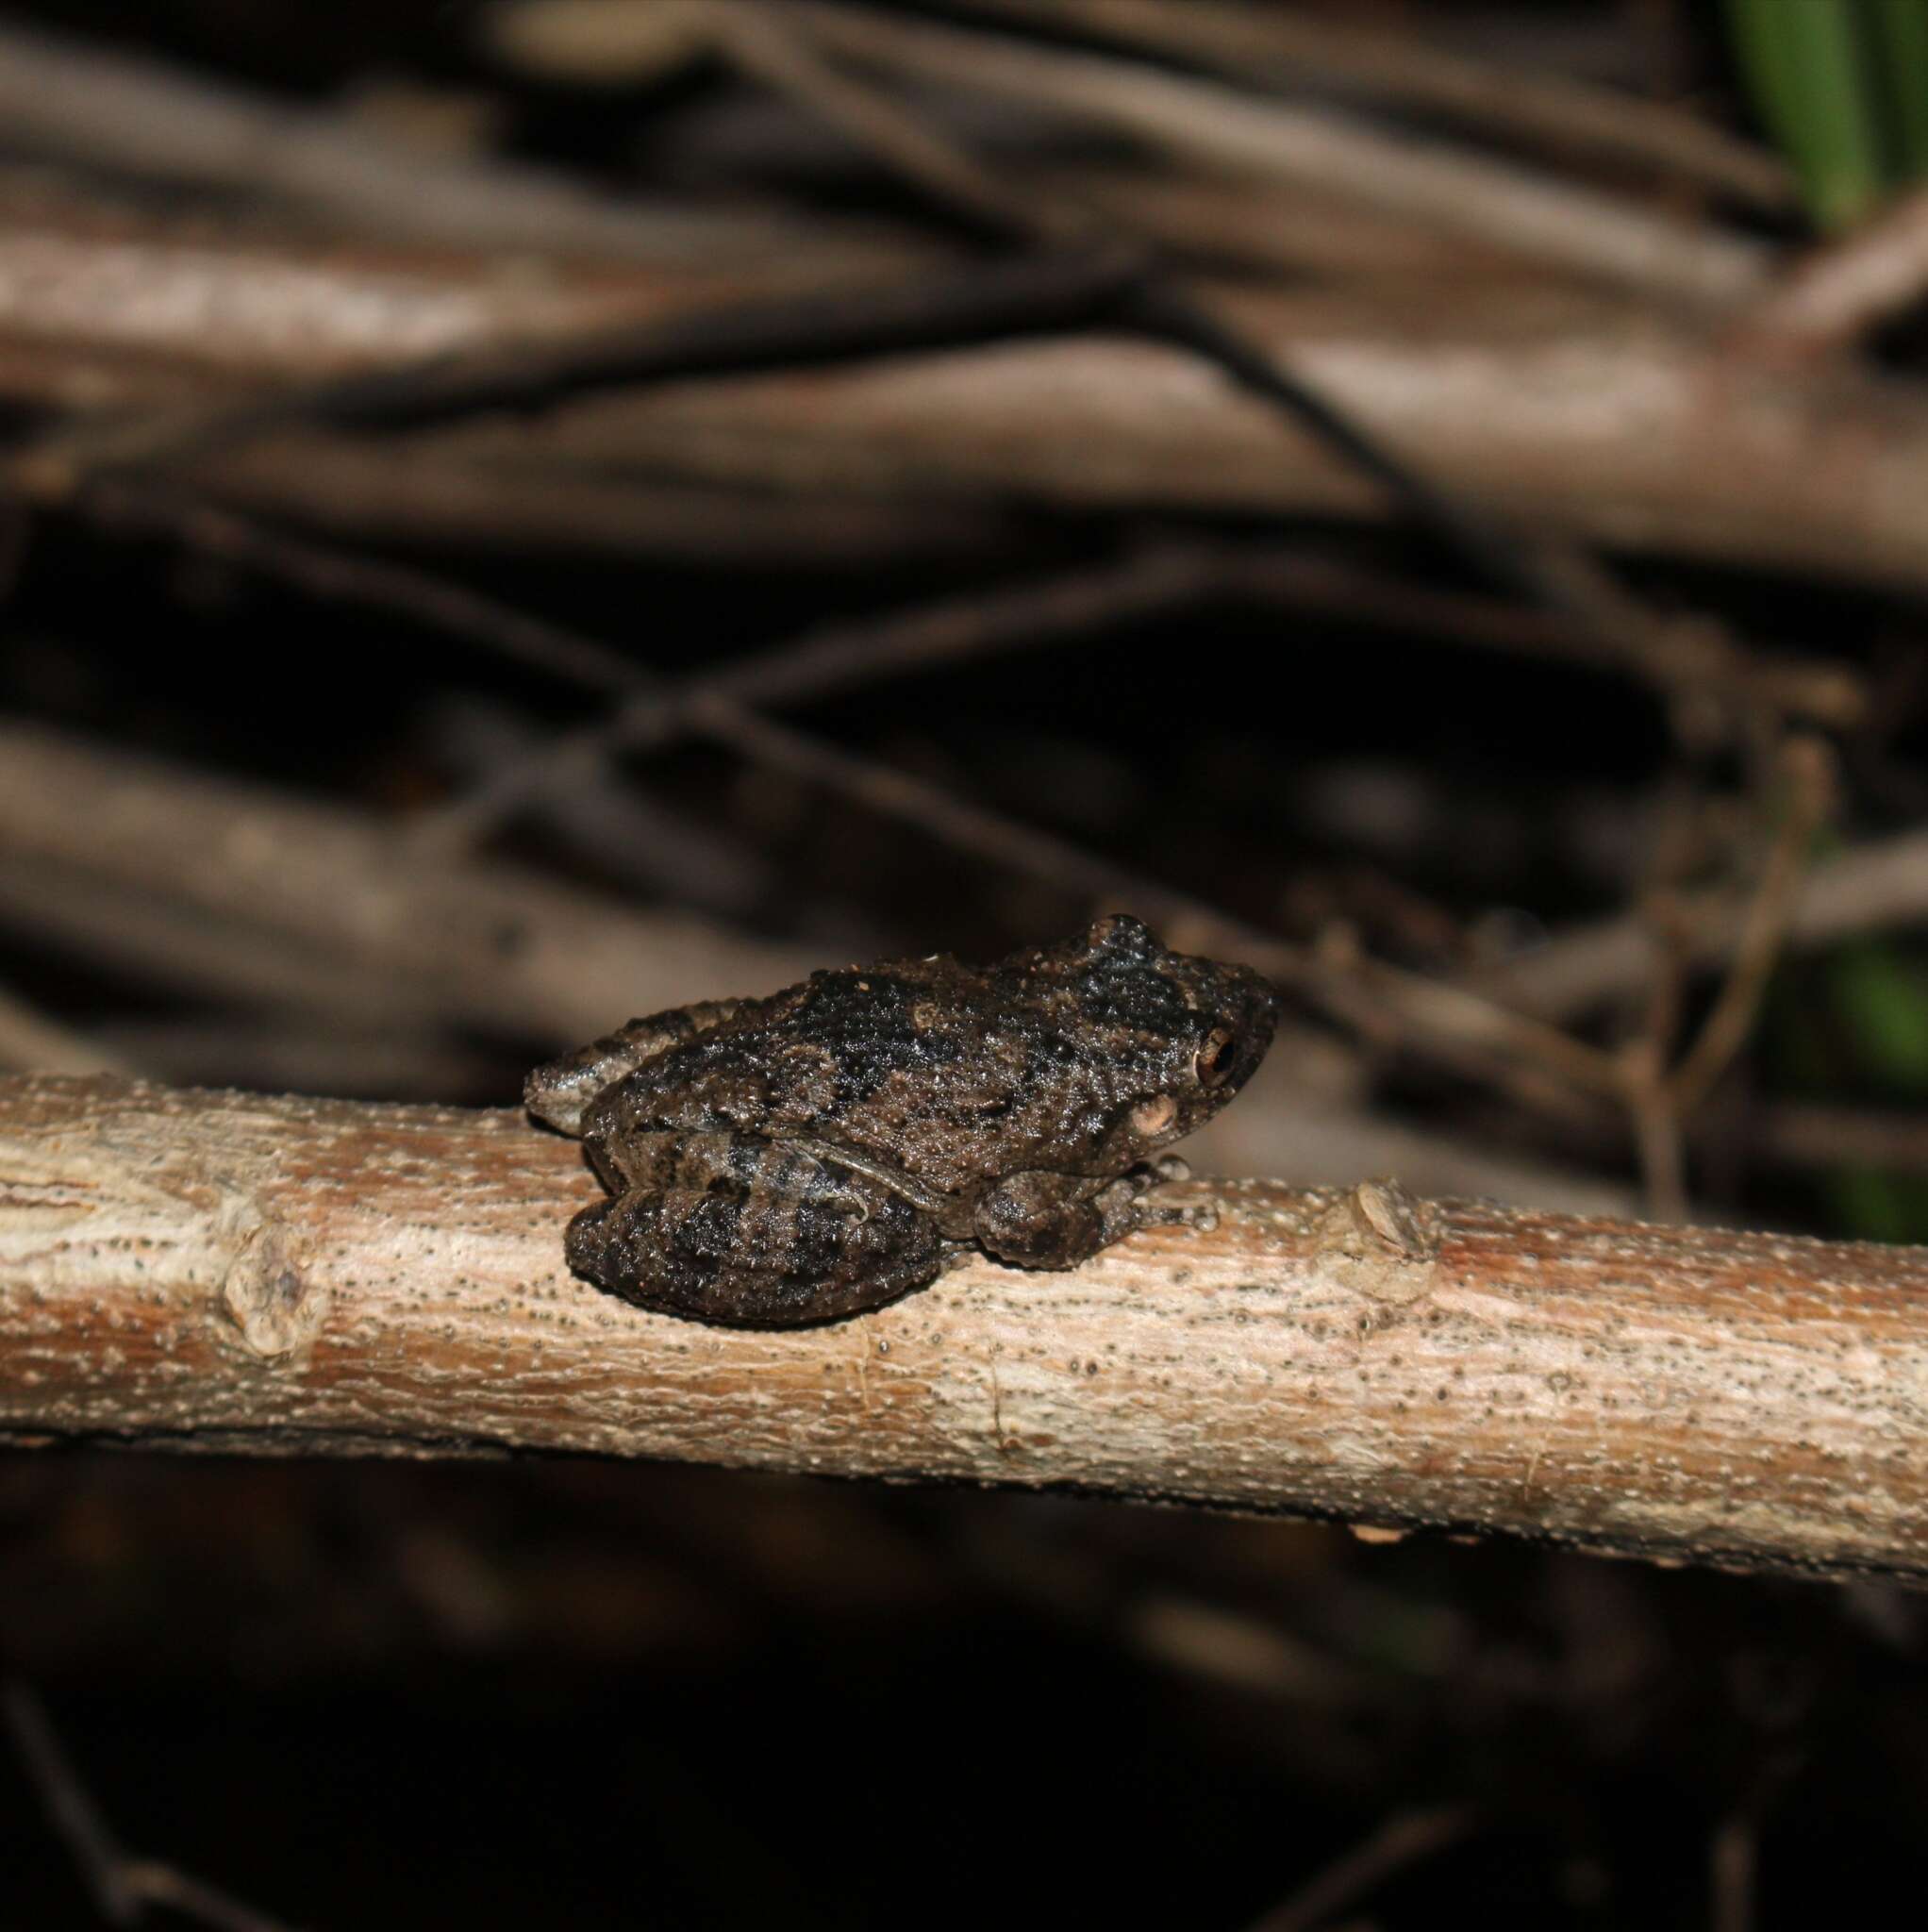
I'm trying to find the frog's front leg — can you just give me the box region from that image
[524,996,766,1134]
[564,1133,949,1325]
[972,1161,1188,1270]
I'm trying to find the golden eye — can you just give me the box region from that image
[1195,1027,1238,1087]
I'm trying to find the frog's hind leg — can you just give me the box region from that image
[565,1165,948,1326]
[524,996,767,1133]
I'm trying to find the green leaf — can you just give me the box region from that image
[1821,1163,1928,1243]
[1767,935,1928,1240]
[1725,0,1888,227]
[1828,940,1928,1086]
[1870,0,1928,179]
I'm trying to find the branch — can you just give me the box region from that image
[7,1074,1928,1585]
[783,1,1772,305]
[0,703,1626,1115]
[1247,1803,1481,1932]
[1739,180,1928,359]
[0,16,909,272]
[947,0,1795,210]
[1475,824,1928,1021]
[4,1677,297,1932]
[396,285,1928,598]
[9,199,1924,601]
[0,710,1640,1216]
[0,718,820,1042]
[0,981,138,1077]
[0,210,858,384]
[11,244,1139,494]
[492,0,1772,302]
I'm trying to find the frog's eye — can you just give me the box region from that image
[1194,1027,1239,1088]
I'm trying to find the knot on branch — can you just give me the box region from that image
[218,1200,326,1359]
[1315,1178,1441,1308]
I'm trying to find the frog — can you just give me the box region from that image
[524,913,1279,1326]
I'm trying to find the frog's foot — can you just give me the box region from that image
[1124,1155,1218,1232]
[973,1161,1197,1269]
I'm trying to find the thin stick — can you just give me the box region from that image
[1471,822,1928,1022]
[0,719,826,1043]
[15,496,1627,1105]
[1621,778,1703,1221]
[10,244,1144,497]
[1245,1804,1481,1932]
[947,0,1794,208]
[1667,740,1835,1114]
[1630,1075,1690,1224]
[0,14,882,273]
[742,2,1811,734]
[4,1676,140,1925]
[3,1677,299,1932]
[786,0,1771,305]
[1740,181,1928,358]
[411,541,1237,846]
[1122,281,1753,706]
[1751,1105,1928,1174]
[711,2,1047,243]
[0,980,141,1077]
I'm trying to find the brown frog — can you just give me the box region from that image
[524,914,1279,1325]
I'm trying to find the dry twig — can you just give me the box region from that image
[4,1677,298,1932]
[493,0,1772,302]
[5,205,1921,608]
[0,718,823,1043]
[376,283,1928,599]
[0,16,904,273]
[1474,824,1928,1023]
[0,982,139,1078]
[409,540,1240,846]
[781,0,1772,304]
[1615,740,1837,1219]
[1752,1106,1928,1174]
[1740,181,1928,358]
[8,244,1140,496]
[949,0,1795,209]
[1665,741,1836,1115]
[1245,1803,1481,1932]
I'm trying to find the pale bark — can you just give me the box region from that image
[949,0,1795,208]
[5,1074,1925,1585]
[785,2,1772,306]
[1474,824,1928,1021]
[410,284,1928,595]
[0,720,821,1042]
[8,208,1928,591]
[1741,181,1928,358]
[0,185,936,376]
[0,17,916,273]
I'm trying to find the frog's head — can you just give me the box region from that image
[1051,913,1279,1155]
